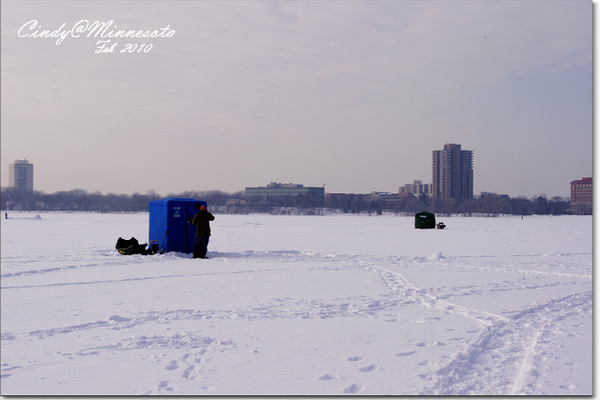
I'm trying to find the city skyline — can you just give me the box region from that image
[4,156,585,200]
[1,1,593,198]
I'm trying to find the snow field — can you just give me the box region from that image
[0,212,592,395]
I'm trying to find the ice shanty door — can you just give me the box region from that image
[149,198,207,254]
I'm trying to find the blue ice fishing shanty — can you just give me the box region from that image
[149,198,207,253]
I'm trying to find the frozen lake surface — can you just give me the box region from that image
[0,212,592,395]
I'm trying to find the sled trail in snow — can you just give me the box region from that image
[348,253,591,395]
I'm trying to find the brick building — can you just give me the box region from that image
[570,177,592,214]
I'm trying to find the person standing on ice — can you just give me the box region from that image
[191,205,215,259]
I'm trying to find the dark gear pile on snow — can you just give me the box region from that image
[115,237,159,255]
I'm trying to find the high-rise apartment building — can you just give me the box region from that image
[9,159,34,192]
[432,144,473,201]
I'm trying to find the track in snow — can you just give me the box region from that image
[353,255,591,395]
[1,248,591,395]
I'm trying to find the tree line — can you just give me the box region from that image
[0,187,576,215]
[0,187,242,213]
[325,192,572,216]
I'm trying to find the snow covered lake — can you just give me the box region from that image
[0,212,592,395]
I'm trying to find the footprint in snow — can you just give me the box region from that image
[343,383,362,394]
[318,374,338,381]
[182,365,195,379]
[347,356,363,361]
[165,360,179,370]
[158,380,174,391]
[395,351,416,357]
[358,364,376,372]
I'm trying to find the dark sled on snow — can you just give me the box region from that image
[115,237,158,255]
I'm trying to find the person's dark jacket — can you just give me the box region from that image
[191,210,215,237]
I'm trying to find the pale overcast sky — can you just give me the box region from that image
[1,0,592,197]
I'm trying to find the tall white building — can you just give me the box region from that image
[400,180,431,196]
[9,159,34,192]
